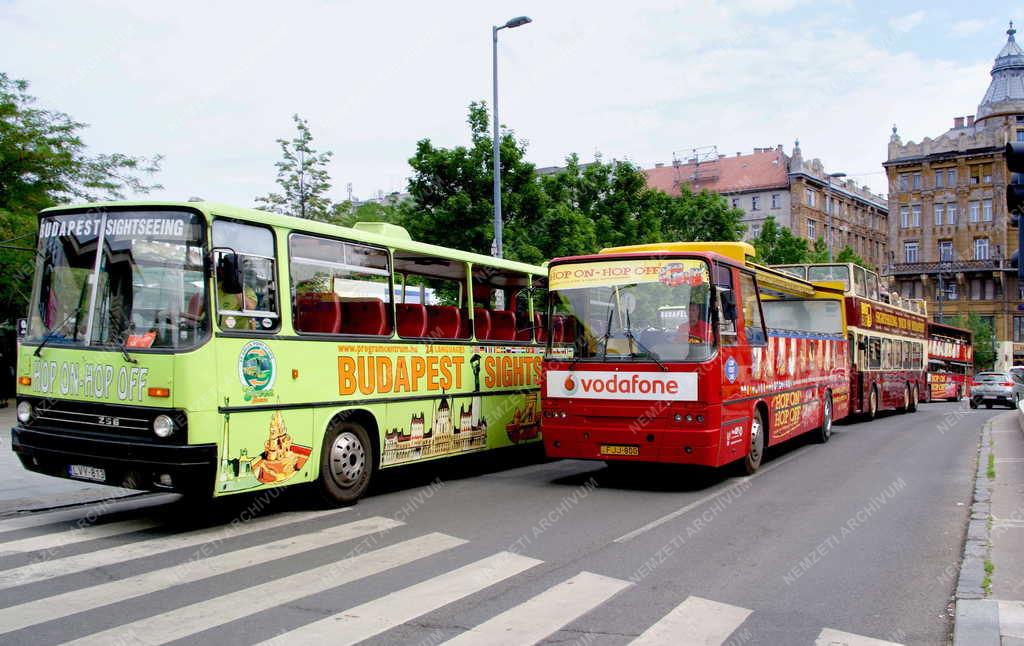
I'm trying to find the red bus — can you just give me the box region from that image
[925,321,973,402]
[541,242,850,474]
[774,263,927,419]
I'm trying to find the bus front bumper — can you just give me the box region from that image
[11,426,218,495]
[543,426,726,466]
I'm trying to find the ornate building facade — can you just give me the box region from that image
[884,25,1024,367]
[645,145,889,268]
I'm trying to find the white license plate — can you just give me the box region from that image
[68,464,106,482]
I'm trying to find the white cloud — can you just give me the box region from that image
[888,10,926,33]
[0,0,999,207]
[951,18,988,38]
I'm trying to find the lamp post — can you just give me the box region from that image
[491,15,532,259]
[825,172,846,262]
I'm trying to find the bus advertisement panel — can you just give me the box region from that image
[541,242,850,474]
[13,202,547,505]
[926,322,973,402]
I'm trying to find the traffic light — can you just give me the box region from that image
[1005,143,1024,279]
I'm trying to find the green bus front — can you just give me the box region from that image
[14,202,547,501]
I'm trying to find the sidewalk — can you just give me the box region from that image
[0,404,142,516]
[957,410,1024,645]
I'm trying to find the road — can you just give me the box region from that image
[0,402,997,645]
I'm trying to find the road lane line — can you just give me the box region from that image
[630,596,751,645]
[814,627,904,645]
[253,551,544,646]
[64,532,468,646]
[0,516,401,634]
[0,519,161,554]
[614,448,809,542]
[442,571,632,646]
[0,508,349,589]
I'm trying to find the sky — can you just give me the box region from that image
[2,0,1021,206]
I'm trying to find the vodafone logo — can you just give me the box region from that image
[546,370,697,401]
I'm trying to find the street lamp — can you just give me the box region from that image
[825,172,846,262]
[492,15,532,259]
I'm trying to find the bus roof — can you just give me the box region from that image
[927,320,973,340]
[601,241,755,264]
[40,200,546,275]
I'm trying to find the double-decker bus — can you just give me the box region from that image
[774,263,927,419]
[13,202,548,504]
[925,321,973,402]
[541,242,850,474]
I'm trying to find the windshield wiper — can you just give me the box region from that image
[33,308,81,358]
[624,309,667,371]
[599,301,617,363]
[118,335,139,364]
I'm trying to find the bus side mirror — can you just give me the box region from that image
[16,319,27,339]
[217,252,244,295]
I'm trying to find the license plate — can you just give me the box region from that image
[599,444,639,456]
[68,464,106,482]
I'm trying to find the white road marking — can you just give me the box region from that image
[253,551,544,646]
[442,571,632,646]
[63,532,467,646]
[614,449,809,542]
[0,519,161,554]
[814,627,904,645]
[630,596,751,646]
[0,508,349,589]
[0,516,400,635]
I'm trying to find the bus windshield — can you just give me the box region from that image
[548,258,713,362]
[29,210,208,350]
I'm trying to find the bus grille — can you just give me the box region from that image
[19,398,186,444]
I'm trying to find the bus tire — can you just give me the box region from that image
[317,420,373,506]
[899,385,911,413]
[866,386,879,421]
[743,409,765,475]
[907,384,918,413]
[816,392,833,444]
[969,398,979,409]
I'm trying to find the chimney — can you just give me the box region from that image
[967,115,975,127]
[954,116,965,128]
[736,152,742,157]
[777,144,783,152]
[718,154,726,159]
[655,163,664,168]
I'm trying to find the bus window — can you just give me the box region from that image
[289,234,391,336]
[868,337,881,369]
[715,264,739,347]
[393,251,469,340]
[472,265,531,342]
[854,266,867,297]
[807,265,851,292]
[866,272,880,301]
[738,272,766,346]
[213,220,279,332]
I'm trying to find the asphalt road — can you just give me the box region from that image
[0,402,998,646]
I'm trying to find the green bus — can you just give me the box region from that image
[13,202,550,504]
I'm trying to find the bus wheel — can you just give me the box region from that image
[969,397,979,409]
[867,386,879,421]
[318,420,373,506]
[816,393,833,444]
[908,385,918,413]
[744,410,765,475]
[899,385,910,413]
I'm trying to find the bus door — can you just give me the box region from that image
[716,265,765,462]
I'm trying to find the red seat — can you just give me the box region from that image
[473,308,491,340]
[459,309,472,339]
[341,299,389,335]
[296,293,342,334]
[396,303,428,338]
[515,314,535,342]
[426,305,461,339]
[562,315,578,342]
[551,316,565,343]
[534,313,547,343]
[490,310,516,341]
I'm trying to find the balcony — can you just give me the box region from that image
[882,258,1008,276]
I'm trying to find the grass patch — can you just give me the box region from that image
[983,559,995,595]
[988,452,996,480]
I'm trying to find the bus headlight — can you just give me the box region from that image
[16,401,32,424]
[153,415,175,438]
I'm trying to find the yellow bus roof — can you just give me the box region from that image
[600,241,756,264]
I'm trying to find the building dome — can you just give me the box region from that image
[977,22,1024,122]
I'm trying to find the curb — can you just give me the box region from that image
[953,419,1000,645]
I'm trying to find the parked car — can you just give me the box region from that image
[970,371,1024,409]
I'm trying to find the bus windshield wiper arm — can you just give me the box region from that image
[33,308,80,358]
[599,301,617,362]
[624,309,667,371]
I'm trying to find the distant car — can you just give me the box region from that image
[970,371,1024,409]
[1010,366,1024,382]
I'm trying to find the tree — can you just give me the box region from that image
[750,216,810,264]
[0,73,162,322]
[404,102,542,259]
[256,114,334,220]
[952,313,995,371]
[807,237,830,263]
[328,199,406,228]
[653,187,746,244]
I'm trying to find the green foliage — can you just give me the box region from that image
[808,237,830,263]
[835,245,871,270]
[751,216,811,264]
[256,114,334,220]
[951,312,995,371]
[0,73,162,323]
[328,200,406,228]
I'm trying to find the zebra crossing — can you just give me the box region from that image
[0,501,908,646]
